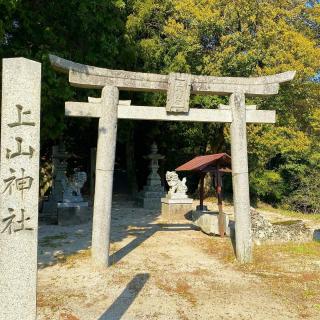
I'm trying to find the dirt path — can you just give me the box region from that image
[37,197,314,319]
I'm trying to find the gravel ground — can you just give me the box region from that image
[37,197,314,320]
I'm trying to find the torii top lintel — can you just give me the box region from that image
[49,55,295,97]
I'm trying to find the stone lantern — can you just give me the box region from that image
[138,142,165,209]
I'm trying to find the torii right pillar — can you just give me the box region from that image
[230,92,252,263]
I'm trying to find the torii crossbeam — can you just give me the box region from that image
[50,54,295,265]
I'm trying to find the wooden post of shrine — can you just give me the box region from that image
[215,165,226,237]
[199,173,205,211]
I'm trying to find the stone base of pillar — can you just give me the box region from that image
[40,199,58,224]
[57,202,91,226]
[192,210,231,236]
[138,196,162,209]
[137,185,165,210]
[161,197,193,222]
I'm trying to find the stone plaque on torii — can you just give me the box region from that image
[50,54,295,265]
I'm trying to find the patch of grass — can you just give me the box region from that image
[198,237,236,263]
[204,196,232,206]
[60,313,80,320]
[257,203,320,222]
[303,289,317,299]
[199,236,320,316]
[272,220,302,226]
[64,249,91,268]
[249,245,320,316]
[281,242,320,256]
[239,242,320,278]
[175,280,197,306]
[155,278,197,306]
[37,290,86,313]
[199,236,320,269]
[189,268,210,277]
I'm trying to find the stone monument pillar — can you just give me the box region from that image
[41,143,69,223]
[161,171,193,221]
[0,58,41,320]
[138,142,165,209]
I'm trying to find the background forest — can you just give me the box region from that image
[0,0,319,213]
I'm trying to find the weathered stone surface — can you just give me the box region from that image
[138,143,165,209]
[251,209,312,243]
[41,144,69,223]
[166,73,192,113]
[66,103,276,124]
[57,204,92,226]
[88,97,131,106]
[50,53,296,266]
[165,171,188,199]
[90,147,96,199]
[91,86,119,267]
[192,210,230,236]
[62,169,87,203]
[313,229,320,241]
[161,171,192,220]
[138,189,165,210]
[195,209,312,242]
[118,106,275,123]
[161,198,193,222]
[50,54,295,96]
[230,92,252,263]
[64,85,121,267]
[0,58,41,320]
[139,197,163,210]
[41,146,89,223]
[219,104,257,110]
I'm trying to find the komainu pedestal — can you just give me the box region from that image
[161,198,193,221]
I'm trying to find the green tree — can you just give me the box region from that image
[126,0,320,207]
[0,1,138,193]
[0,0,131,142]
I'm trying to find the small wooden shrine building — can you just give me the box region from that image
[176,153,231,235]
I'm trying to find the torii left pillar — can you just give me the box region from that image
[91,86,119,267]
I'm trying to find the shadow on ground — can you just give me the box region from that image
[109,223,196,265]
[38,194,196,268]
[97,273,149,320]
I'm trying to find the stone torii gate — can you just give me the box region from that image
[50,54,295,265]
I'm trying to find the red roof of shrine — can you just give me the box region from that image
[175,153,231,172]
